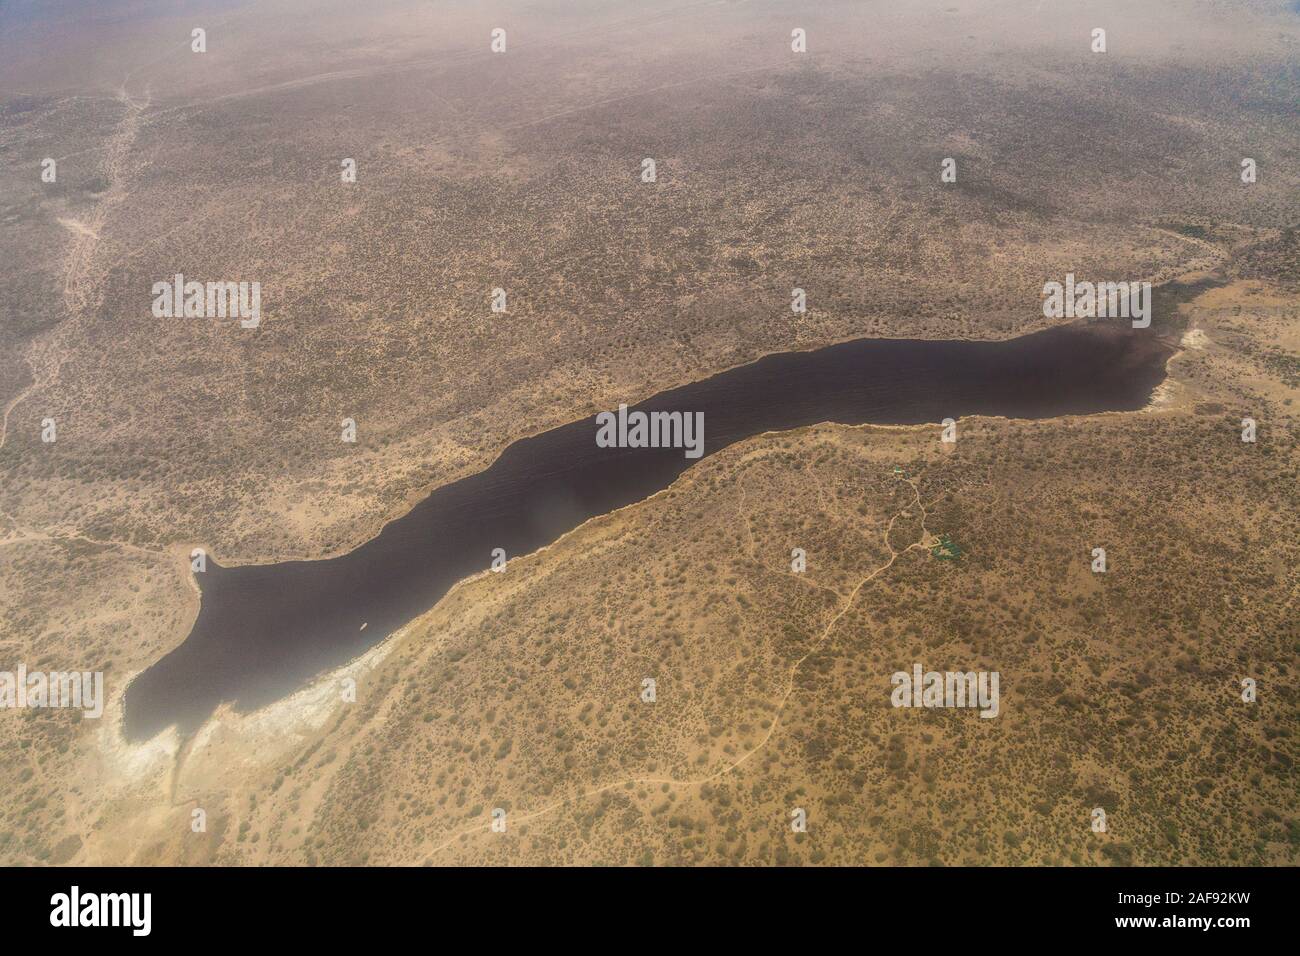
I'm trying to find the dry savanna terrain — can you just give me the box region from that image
[0,0,1296,865]
[4,272,1295,867]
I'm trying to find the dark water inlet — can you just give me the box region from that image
[124,322,1175,740]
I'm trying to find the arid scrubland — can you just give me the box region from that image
[0,0,1297,865]
[1,0,1297,562]
[4,271,1292,866]
[208,264,1299,867]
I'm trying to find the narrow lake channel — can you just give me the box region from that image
[123,321,1176,741]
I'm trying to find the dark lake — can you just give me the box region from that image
[123,321,1175,740]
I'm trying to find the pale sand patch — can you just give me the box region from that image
[57,217,99,240]
[1146,378,1183,409]
[96,619,400,790]
[96,675,179,781]
[174,625,405,795]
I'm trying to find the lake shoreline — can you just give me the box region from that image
[124,314,1185,741]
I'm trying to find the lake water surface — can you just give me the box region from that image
[124,322,1175,741]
